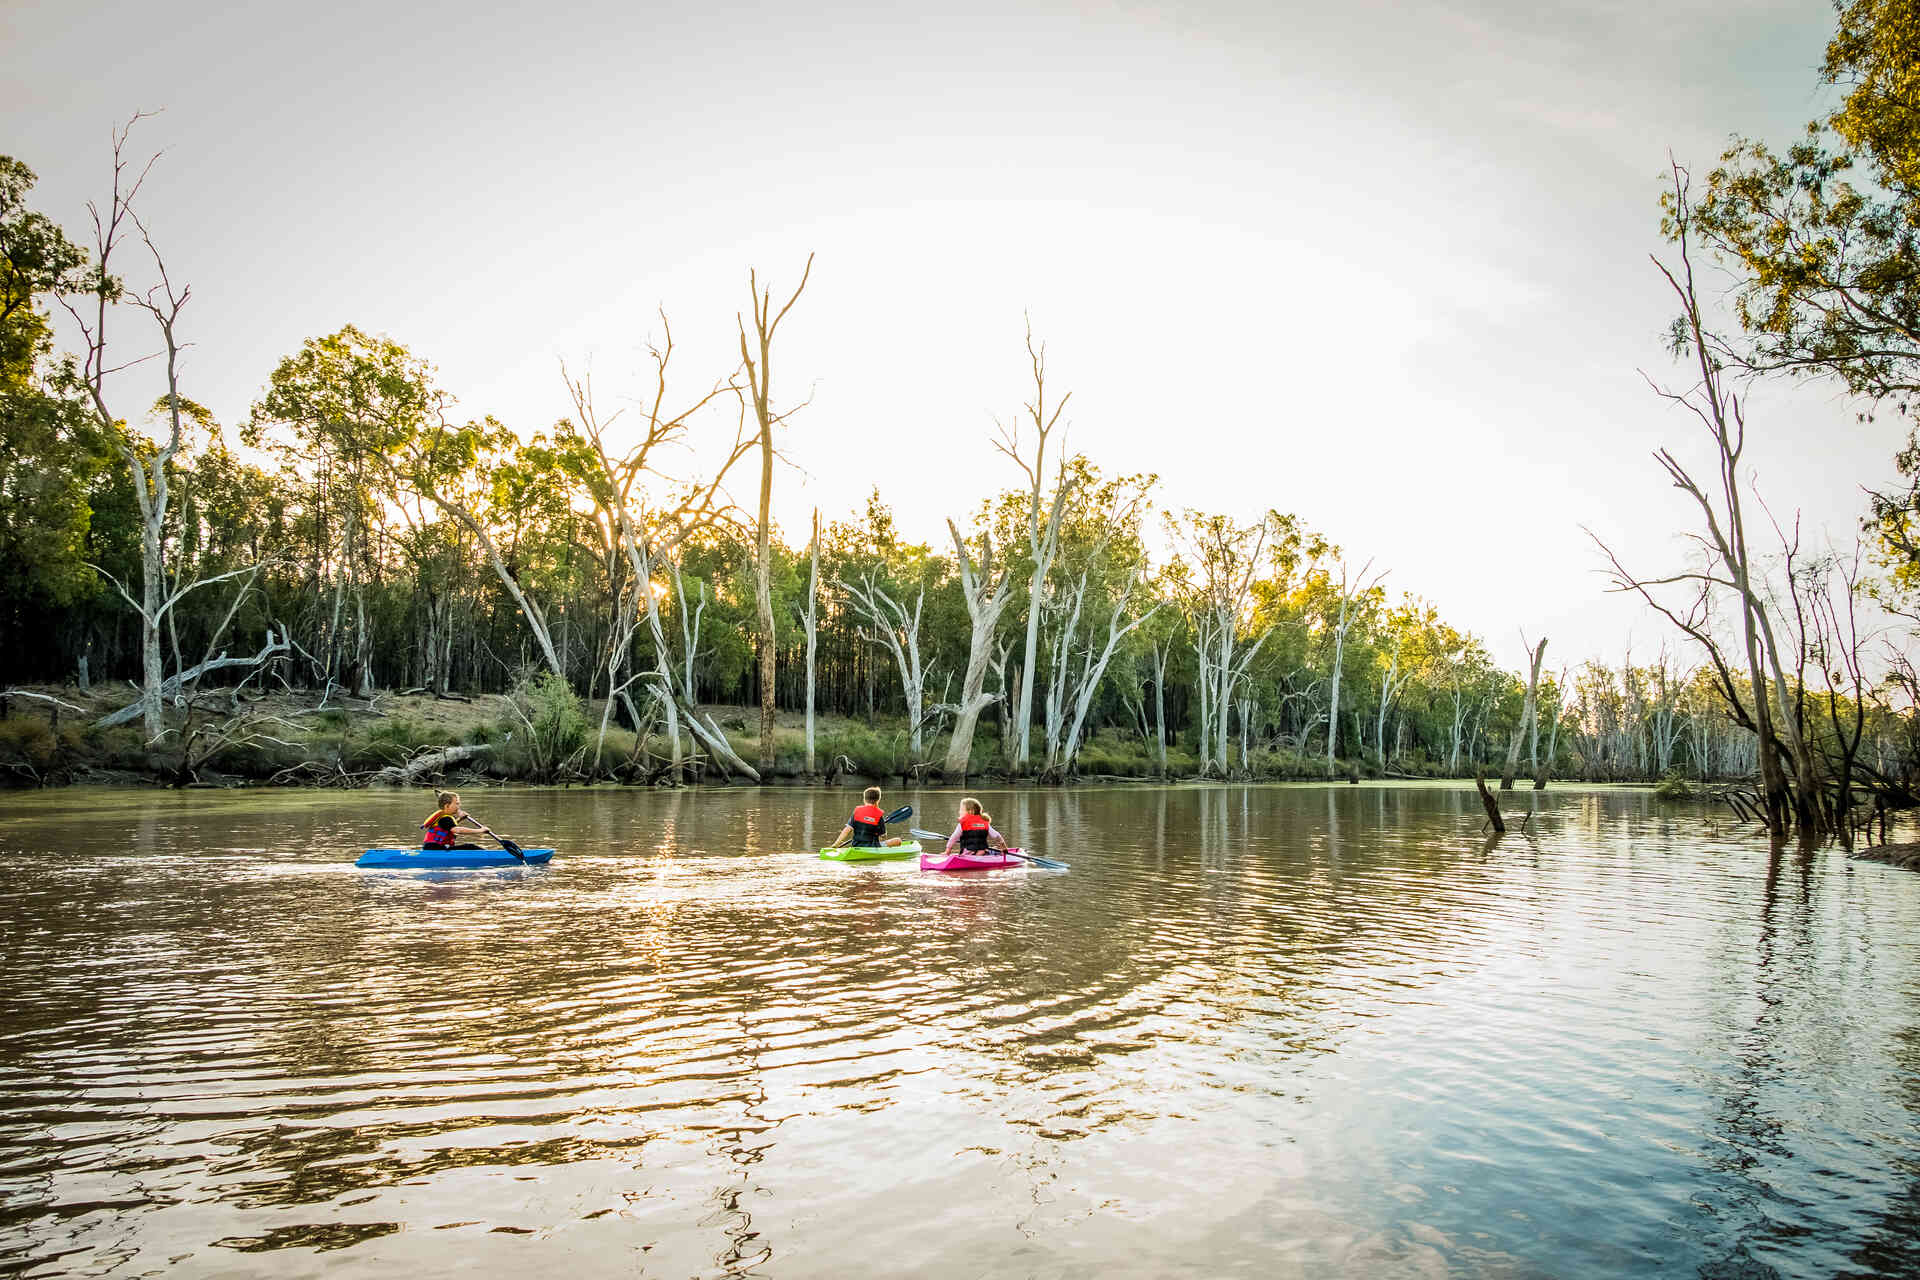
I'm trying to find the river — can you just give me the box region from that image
[2,783,1918,1278]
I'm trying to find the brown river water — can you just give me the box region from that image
[2,783,1919,1278]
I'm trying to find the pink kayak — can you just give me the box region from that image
[920,848,1026,872]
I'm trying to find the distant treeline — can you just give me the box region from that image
[1,128,1916,794]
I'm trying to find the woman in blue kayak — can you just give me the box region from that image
[422,790,489,850]
[829,786,906,849]
[944,797,1010,853]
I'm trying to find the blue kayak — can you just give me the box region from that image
[356,848,555,869]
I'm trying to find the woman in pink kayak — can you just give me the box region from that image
[945,797,1011,854]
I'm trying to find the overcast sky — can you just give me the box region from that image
[3,0,1886,670]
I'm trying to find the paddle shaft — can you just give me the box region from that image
[465,814,525,861]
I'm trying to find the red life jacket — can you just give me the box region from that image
[957,812,991,851]
[849,803,886,846]
[422,812,456,848]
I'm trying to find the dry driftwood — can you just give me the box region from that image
[371,743,492,787]
[94,632,289,728]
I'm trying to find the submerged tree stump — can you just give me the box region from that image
[1475,773,1506,833]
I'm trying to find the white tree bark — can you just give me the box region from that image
[994,321,1076,774]
[805,509,820,778]
[1324,558,1382,777]
[1055,574,1156,772]
[739,255,813,775]
[841,572,930,761]
[944,520,1014,775]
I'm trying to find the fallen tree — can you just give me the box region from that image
[95,630,290,728]
[372,743,493,787]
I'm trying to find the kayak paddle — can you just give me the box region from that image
[465,814,525,862]
[909,827,1067,870]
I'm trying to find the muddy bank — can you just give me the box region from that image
[1853,842,1920,870]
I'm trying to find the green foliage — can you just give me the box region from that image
[504,671,587,779]
[1653,772,1696,801]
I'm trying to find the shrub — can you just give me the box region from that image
[504,671,588,779]
[1653,772,1695,800]
[0,719,60,770]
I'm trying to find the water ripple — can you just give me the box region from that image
[3,785,1919,1277]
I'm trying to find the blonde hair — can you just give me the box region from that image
[863,786,882,804]
[435,790,458,811]
[961,797,983,815]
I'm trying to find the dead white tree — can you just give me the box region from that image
[996,320,1076,774]
[1591,163,1808,835]
[804,508,821,778]
[1500,634,1549,790]
[63,119,279,743]
[1052,570,1158,774]
[943,519,1014,777]
[738,254,813,775]
[564,335,758,783]
[1374,639,1417,770]
[841,571,931,761]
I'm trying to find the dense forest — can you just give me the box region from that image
[5,2,1920,839]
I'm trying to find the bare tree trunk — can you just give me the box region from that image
[842,573,931,761]
[996,320,1075,775]
[805,509,819,779]
[1151,639,1169,778]
[739,255,812,776]
[944,520,1012,776]
[1501,636,1547,790]
[1324,559,1381,777]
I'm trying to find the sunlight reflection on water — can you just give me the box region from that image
[2,783,1918,1278]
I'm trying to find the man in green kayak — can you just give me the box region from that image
[828,786,906,850]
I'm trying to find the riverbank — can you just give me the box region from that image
[0,682,1374,788]
[0,681,1640,792]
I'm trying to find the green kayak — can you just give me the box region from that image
[819,843,918,862]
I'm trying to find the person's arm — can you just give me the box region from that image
[945,823,962,852]
[988,825,1007,850]
[831,823,853,849]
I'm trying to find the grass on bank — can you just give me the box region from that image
[0,681,1492,788]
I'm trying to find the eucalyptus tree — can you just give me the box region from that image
[0,154,100,664]
[738,255,812,775]
[1596,167,1807,835]
[804,509,821,776]
[995,320,1076,774]
[1322,555,1385,776]
[1500,634,1548,790]
[62,121,276,742]
[252,325,437,695]
[1373,598,1438,771]
[1039,466,1158,774]
[1688,0,1920,407]
[394,410,585,684]
[565,346,756,782]
[942,514,1014,777]
[1168,509,1321,777]
[839,548,940,763]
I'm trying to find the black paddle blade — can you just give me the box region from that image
[499,837,525,860]
[883,804,912,825]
